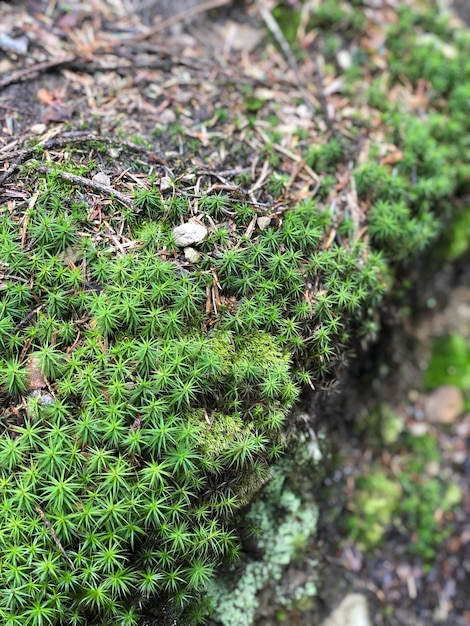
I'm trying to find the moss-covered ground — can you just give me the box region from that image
[0,0,469,624]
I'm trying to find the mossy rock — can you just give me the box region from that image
[1,0,470,624]
[0,156,386,624]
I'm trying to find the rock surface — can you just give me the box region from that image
[257,216,271,230]
[321,594,371,626]
[424,385,464,424]
[183,246,201,263]
[173,222,208,246]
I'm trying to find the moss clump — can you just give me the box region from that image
[0,153,388,625]
[424,335,470,404]
[1,0,470,622]
[345,6,470,266]
[347,470,402,548]
[442,206,470,260]
[347,433,462,565]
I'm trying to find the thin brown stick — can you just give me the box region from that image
[14,304,44,332]
[130,0,232,41]
[0,134,93,186]
[256,0,300,76]
[256,0,314,116]
[0,55,77,91]
[0,273,28,283]
[36,506,75,570]
[0,158,24,187]
[37,166,134,208]
[0,131,167,164]
[0,132,167,186]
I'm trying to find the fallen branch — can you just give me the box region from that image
[0,131,166,163]
[0,131,166,187]
[37,166,134,209]
[15,305,45,331]
[256,0,315,117]
[0,55,77,91]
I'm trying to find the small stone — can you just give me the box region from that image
[0,33,29,55]
[424,385,464,424]
[173,222,208,247]
[184,247,201,263]
[337,49,352,70]
[425,460,440,476]
[322,594,371,626]
[92,172,111,186]
[160,176,172,192]
[31,123,47,135]
[159,108,176,125]
[30,390,55,405]
[408,422,429,437]
[257,216,271,230]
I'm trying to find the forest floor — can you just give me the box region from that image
[310,261,470,626]
[0,1,469,625]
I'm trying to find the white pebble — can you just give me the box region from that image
[173,222,208,247]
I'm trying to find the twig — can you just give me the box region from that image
[0,136,80,186]
[0,44,179,92]
[37,166,134,209]
[130,0,232,41]
[0,158,25,187]
[217,167,251,177]
[256,0,300,76]
[0,131,166,187]
[36,506,75,570]
[0,131,166,164]
[0,273,28,283]
[15,304,44,331]
[249,158,270,194]
[0,55,77,91]
[255,0,314,116]
[311,39,340,139]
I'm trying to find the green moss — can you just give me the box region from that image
[347,470,401,548]
[442,206,470,261]
[1,0,470,621]
[306,139,345,173]
[309,0,348,29]
[0,144,344,623]
[348,433,462,564]
[272,5,301,47]
[397,435,461,563]
[1,159,314,622]
[424,335,470,393]
[357,404,405,449]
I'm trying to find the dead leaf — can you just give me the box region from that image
[41,104,73,123]
[37,88,54,105]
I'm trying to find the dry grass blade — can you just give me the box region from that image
[36,506,75,570]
